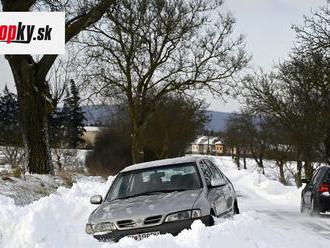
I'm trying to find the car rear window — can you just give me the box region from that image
[311,168,321,183]
[326,170,330,182]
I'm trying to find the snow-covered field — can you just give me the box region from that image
[0,156,329,248]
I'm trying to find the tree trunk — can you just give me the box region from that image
[6,56,54,174]
[303,148,313,181]
[131,125,145,164]
[295,149,303,187]
[235,146,241,170]
[324,127,330,165]
[128,99,157,164]
[252,150,265,175]
[242,149,247,169]
[277,161,287,185]
[304,159,313,181]
[231,148,235,159]
[258,158,265,175]
[2,0,116,174]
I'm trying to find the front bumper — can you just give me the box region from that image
[93,215,211,242]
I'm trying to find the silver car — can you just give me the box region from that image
[86,156,239,242]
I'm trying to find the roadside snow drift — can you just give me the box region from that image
[0,156,329,248]
[0,177,113,248]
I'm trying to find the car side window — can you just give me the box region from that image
[199,160,213,184]
[313,168,325,184]
[311,168,321,184]
[326,170,330,182]
[109,176,128,200]
[204,160,223,180]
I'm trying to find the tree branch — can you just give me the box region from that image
[1,0,36,11]
[38,0,116,81]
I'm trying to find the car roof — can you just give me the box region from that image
[316,165,330,171]
[120,156,202,173]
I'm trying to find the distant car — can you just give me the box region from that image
[86,156,239,242]
[300,165,330,215]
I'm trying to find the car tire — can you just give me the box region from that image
[234,200,240,215]
[300,198,306,214]
[226,207,235,218]
[310,197,319,216]
[208,214,215,226]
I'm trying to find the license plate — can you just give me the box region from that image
[126,231,160,241]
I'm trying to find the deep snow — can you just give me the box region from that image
[0,156,329,248]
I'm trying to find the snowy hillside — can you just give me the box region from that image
[81,104,232,131]
[0,156,329,248]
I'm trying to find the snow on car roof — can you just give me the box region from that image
[121,156,200,172]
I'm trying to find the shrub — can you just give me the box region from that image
[85,126,132,176]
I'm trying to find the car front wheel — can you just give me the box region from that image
[208,214,215,226]
[234,200,240,215]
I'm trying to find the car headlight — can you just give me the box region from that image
[191,209,202,218]
[93,222,117,233]
[85,224,94,234]
[165,209,202,222]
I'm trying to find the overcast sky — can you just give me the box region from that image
[0,0,325,112]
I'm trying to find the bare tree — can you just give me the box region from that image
[293,4,330,53]
[224,113,250,170]
[1,0,115,174]
[225,108,297,184]
[243,51,329,184]
[82,0,248,163]
[293,4,330,165]
[86,94,208,175]
[47,58,72,109]
[1,146,25,170]
[241,4,330,185]
[243,72,311,186]
[264,119,295,185]
[144,94,209,160]
[237,111,271,174]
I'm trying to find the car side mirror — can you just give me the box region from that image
[301,178,310,184]
[90,195,103,204]
[210,178,226,187]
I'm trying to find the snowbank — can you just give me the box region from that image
[0,175,65,206]
[112,212,326,248]
[213,156,302,207]
[0,176,113,248]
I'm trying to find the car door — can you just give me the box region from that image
[304,168,323,206]
[199,160,228,217]
[206,160,235,213]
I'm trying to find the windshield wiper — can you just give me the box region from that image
[116,189,188,200]
[145,189,187,194]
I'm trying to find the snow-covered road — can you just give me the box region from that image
[236,186,330,245]
[218,156,330,247]
[0,156,329,248]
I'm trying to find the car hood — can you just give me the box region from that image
[89,189,202,224]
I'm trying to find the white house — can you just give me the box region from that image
[189,136,225,155]
[82,126,102,147]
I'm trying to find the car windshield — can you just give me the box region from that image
[106,162,202,201]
